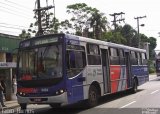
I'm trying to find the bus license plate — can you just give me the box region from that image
[34,98,42,102]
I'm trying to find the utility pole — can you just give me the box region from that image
[134,15,146,48]
[110,12,125,30]
[34,0,55,36]
[36,0,43,36]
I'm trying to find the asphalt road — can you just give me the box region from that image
[10,75,160,114]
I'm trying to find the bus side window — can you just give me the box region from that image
[119,49,125,65]
[137,52,142,65]
[130,51,138,65]
[109,47,120,65]
[66,51,70,69]
[70,51,76,68]
[66,45,86,78]
[87,44,101,65]
[142,53,147,65]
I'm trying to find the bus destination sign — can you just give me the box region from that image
[21,37,59,47]
[33,37,58,45]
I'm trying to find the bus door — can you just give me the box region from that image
[66,49,86,104]
[125,51,132,88]
[101,49,110,93]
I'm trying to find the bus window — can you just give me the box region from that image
[70,51,76,68]
[142,53,147,65]
[66,45,86,78]
[87,44,101,65]
[137,52,142,65]
[109,48,120,65]
[130,51,138,65]
[119,49,125,65]
[18,45,63,80]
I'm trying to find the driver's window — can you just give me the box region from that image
[66,45,86,78]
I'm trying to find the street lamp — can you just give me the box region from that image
[134,15,146,48]
[137,24,145,48]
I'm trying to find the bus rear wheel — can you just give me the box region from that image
[88,85,99,107]
[131,79,138,93]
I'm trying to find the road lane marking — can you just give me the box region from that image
[120,101,136,109]
[150,90,159,94]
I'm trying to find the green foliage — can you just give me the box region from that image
[66,3,109,38]
[66,3,93,35]
[102,31,126,44]
[121,24,138,47]
[88,10,109,39]
[148,60,156,74]
[19,30,31,39]
[28,10,61,36]
[19,2,157,56]
[149,67,156,74]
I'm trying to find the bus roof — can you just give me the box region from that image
[20,33,146,53]
[65,34,146,53]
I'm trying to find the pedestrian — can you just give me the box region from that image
[0,76,6,107]
[12,74,17,94]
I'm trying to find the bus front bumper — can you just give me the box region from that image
[17,92,68,105]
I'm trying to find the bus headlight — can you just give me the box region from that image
[56,91,59,95]
[18,92,26,96]
[19,92,23,95]
[60,89,64,93]
[55,89,65,95]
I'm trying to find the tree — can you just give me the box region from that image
[148,37,157,59]
[66,3,109,37]
[59,19,73,34]
[121,24,138,47]
[102,31,126,44]
[28,10,60,36]
[88,10,109,39]
[19,30,31,39]
[66,3,92,35]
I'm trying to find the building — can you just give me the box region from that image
[0,33,21,101]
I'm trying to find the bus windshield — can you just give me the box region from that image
[17,45,62,81]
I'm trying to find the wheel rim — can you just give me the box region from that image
[134,81,137,91]
[89,90,97,103]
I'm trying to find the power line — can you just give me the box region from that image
[0,5,33,17]
[0,1,33,16]
[34,0,55,36]
[109,12,125,30]
[0,8,33,20]
[0,23,29,29]
[4,0,33,10]
[0,22,38,31]
[0,29,21,35]
[0,25,25,30]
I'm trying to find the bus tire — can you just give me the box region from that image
[87,85,99,107]
[20,103,27,110]
[131,78,138,93]
[49,103,61,108]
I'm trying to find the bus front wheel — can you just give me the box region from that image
[20,103,27,110]
[88,85,99,107]
[49,103,61,108]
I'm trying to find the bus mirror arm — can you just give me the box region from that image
[77,77,86,82]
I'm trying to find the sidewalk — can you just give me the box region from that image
[149,74,157,81]
[1,94,19,110]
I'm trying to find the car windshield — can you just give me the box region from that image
[17,45,62,81]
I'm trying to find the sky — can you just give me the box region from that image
[0,0,160,50]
